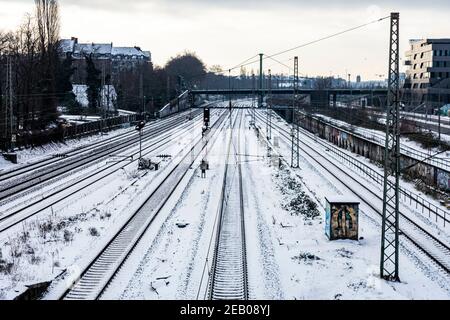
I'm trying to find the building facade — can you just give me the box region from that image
[59,37,151,84]
[404,39,450,109]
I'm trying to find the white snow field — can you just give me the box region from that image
[0,101,448,300]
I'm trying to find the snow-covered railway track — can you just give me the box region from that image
[0,111,208,234]
[255,111,450,277]
[0,110,201,201]
[306,110,450,170]
[209,110,248,300]
[0,111,196,183]
[59,109,229,300]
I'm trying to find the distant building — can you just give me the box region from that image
[59,37,151,84]
[404,39,450,109]
[356,75,361,83]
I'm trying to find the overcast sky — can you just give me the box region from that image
[1,0,449,80]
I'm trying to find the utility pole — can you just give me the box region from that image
[252,72,256,125]
[4,56,14,151]
[291,57,300,168]
[267,69,272,140]
[9,56,13,151]
[166,75,171,105]
[229,69,232,127]
[380,12,401,282]
[140,72,145,118]
[259,53,263,108]
[100,62,106,134]
[437,81,442,141]
[4,56,9,150]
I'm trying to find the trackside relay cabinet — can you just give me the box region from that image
[325,196,360,240]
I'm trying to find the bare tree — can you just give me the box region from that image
[34,0,61,125]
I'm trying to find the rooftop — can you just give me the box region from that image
[59,38,151,60]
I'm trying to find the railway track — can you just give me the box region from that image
[0,111,212,233]
[259,111,449,228]
[0,110,201,201]
[209,110,248,300]
[303,110,450,170]
[0,110,197,182]
[59,108,229,300]
[255,110,450,276]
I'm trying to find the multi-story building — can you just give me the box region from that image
[404,39,450,109]
[59,37,151,84]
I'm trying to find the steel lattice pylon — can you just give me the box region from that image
[252,73,256,125]
[380,12,401,282]
[291,57,300,168]
[267,69,272,140]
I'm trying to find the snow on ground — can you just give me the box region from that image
[252,108,449,299]
[0,104,448,300]
[101,111,232,300]
[270,112,449,239]
[314,114,450,161]
[0,122,136,172]
[0,113,207,300]
[103,107,449,299]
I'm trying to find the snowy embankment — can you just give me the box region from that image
[0,113,205,300]
[0,104,448,300]
[314,114,450,161]
[253,108,449,299]
[0,122,137,173]
[101,107,449,299]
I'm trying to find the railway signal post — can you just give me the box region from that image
[135,120,145,160]
[267,69,272,141]
[380,12,401,282]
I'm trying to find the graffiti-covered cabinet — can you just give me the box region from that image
[325,197,360,241]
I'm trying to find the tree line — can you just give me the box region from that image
[1,0,288,151]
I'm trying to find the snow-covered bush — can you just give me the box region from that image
[63,229,74,242]
[89,227,100,237]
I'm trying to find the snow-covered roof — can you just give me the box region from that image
[112,47,150,59]
[325,196,360,204]
[59,39,76,53]
[142,51,151,59]
[74,43,112,56]
[59,38,151,61]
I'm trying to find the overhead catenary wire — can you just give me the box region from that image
[167,16,391,83]
[236,15,390,71]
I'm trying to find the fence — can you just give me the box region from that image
[298,122,449,228]
[299,112,450,193]
[7,114,138,150]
